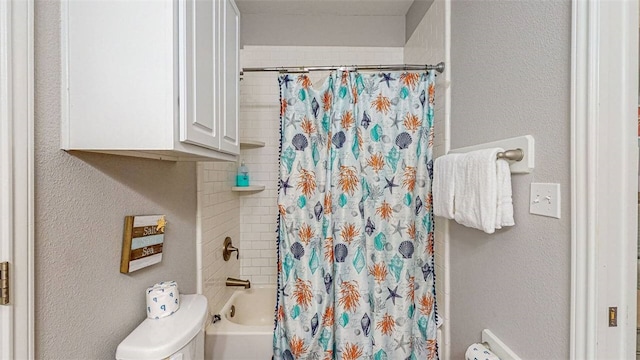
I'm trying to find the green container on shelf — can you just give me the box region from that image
[236,160,249,187]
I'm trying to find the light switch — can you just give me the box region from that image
[529,183,561,218]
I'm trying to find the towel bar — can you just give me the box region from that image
[497,148,524,161]
[481,329,521,360]
[449,135,535,174]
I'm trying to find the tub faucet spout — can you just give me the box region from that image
[226,277,251,289]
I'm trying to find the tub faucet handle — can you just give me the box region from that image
[223,237,239,261]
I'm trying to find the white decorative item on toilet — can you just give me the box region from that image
[146,281,180,319]
[116,294,208,360]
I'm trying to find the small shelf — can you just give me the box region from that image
[240,140,266,149]
[232,185,265,192]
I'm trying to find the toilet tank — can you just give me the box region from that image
[116,294,208,360]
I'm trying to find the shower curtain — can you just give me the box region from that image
[274,70,438,360]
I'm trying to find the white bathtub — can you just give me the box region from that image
[205,286,276,360]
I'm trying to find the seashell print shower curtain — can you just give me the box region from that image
[274,70,438,360]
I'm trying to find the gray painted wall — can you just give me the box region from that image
[241,14,405,47]
[449,1,571,358]
[405,0,434,43]
[35,2,197,358]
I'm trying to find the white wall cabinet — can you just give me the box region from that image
[61,0,240,161]
[220,0,240,154]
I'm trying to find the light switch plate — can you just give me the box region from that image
[529,183,561,218]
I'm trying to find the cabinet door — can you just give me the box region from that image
[179,0,220,150]
[219,0,240,154]
[65,0,175,150]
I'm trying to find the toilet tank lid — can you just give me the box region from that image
[115,294,208,360]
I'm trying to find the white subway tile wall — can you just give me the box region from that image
[197,162,241,314]
[404,0,450,356]
[238,46,404,284]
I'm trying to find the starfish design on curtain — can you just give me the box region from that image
[392,221,406,236]
[394,334,411,352]
[390,114,402,129]
[280,177,292,195]
[281,74,293,88]
[384,176,399,194]
[386,286,403,305]
[380,73,396,87]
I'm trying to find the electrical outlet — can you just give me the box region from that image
[529,183,561,218]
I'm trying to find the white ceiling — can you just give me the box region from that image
[235,0,415,16]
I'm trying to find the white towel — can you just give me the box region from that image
[495,158,515,229]
[433,153,463,219]
[454,148,503,234]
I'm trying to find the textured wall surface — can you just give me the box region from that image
[405,0,434,43]
[35,2,197,358]
[403,0,449,355]
[449,1,571,358]
[238,46,404,284]
[241,14,406,47]
[197,162,240,313]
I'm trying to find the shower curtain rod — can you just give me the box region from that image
[240,61,445,75]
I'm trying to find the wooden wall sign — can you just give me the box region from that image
[120,215,166,273]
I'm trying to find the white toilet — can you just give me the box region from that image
[116,294,208,360]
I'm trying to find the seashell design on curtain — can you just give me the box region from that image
[274,69,439,360]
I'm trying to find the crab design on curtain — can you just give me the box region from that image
[274,69,438,360]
